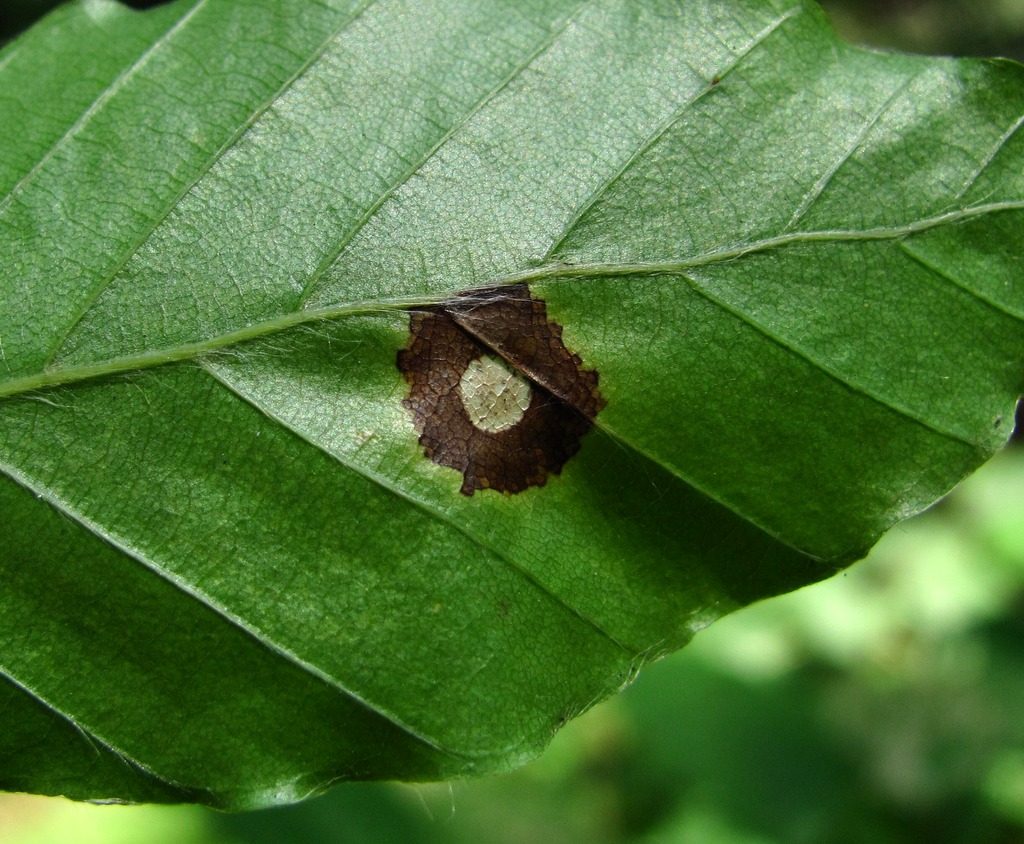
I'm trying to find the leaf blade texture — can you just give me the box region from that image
[1,0,1022,807]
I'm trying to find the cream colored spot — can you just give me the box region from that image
[458,355,532,433]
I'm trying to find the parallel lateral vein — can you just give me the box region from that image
[672,272,989,449]
[955,111,1024,200]
[0,458,465,761]
[544,5,802,260]
[784,71,920,231]
[899,240,1024,322]
[40,0,386,368]
[0,662,203,798]
[203,362,638,657]
[298,0,597,307]
[0,0,209,215]
[590,417,833,565]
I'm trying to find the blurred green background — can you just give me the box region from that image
[2,1,1024,842]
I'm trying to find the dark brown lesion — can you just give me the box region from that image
[397,283,606,496]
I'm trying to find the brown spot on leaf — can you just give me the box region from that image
[397,284,605,495]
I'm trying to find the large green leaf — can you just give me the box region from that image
[1,0,1022,808]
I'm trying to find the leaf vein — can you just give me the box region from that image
[0,0,210,216]
[39,0,385,368]
[0,663,205,800]
[203,362,638,656]
[544,5,803,260]
[784,70,920,231]
[955,110,1024,200]
[671,272,986,448]
[510,200,1024,286]
[296,0,598,307]
[0,456,464,760]
[1,202,1021,400]
[592,417,831,564]
[898,240,1024,322]
[0,39,22,76]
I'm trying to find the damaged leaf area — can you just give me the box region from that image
[397,284,605,495]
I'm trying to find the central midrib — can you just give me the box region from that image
[2,199,1021,400]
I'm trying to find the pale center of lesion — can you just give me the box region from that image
[458,355,532,433]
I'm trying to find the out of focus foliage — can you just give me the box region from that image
[1,0,166,43]
[821,0,1024,59]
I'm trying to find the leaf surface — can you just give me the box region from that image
[1,0,1022,807]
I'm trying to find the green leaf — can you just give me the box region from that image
[1,0,1021,808]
